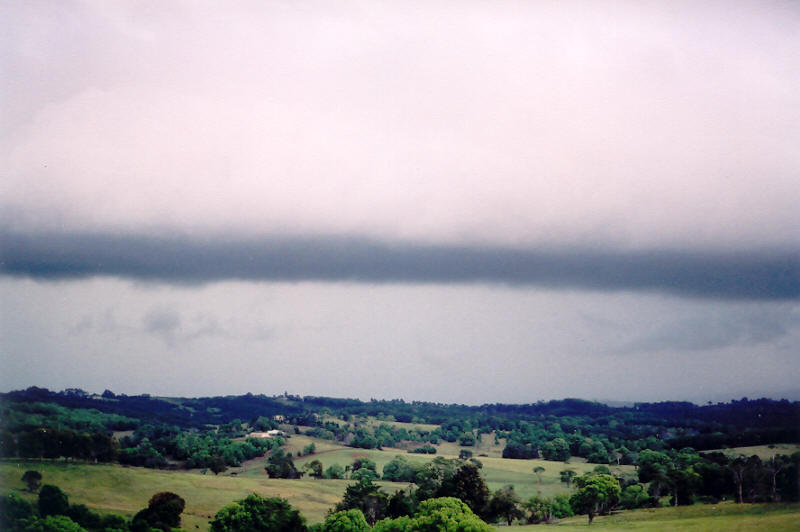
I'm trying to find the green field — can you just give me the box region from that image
[543,502,800,531]
[1,435,629,529]
[701,443,800,460]
[3,460,799,531]
[1,460,349,528]
[3,439,797,530]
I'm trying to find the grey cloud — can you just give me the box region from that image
[1,228,797,300]
[142,308,181,346]
[620,306,800,353]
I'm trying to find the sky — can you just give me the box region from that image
[1,0,799,404]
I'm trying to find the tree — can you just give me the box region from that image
[351,468,379,483]
[352,457,377,473]
[458,432,476,446]
[382,456,417,483]
[65,504,101,531]
[533,466,545,484]
[304,459,324,479]
[488,485,523,526]
[26,515,86,532]
[132,492,186,532]
[620,484,650,509]
[324,464,345,479]
[321,509,369,532]
[414,457,460,501]
[1,492,36,532]
[452,462,490,518]
[38,485,69,517]
[667,467,702,506]
[209,455,227,475]
[541,438,570,461]
[335,479,388,525]
[763,455,789,502]
[560,469,577,489]
[569,473,621,524]
[210,494,306,532]
[728,456,748,504]
[524,496,553,524]
[551,494,574,519]
[265,449,301,479]
[373,497,495,532]
[459,450,473,460]
[386,489,416,519]
[22,471,43,492]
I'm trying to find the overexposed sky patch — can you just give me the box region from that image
[2,0,799,249]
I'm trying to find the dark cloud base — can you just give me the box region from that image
[1,229,797,300]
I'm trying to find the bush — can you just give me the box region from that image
[210,494,306,532]
[323,464,345,479]
[321,509,369,532]
[39,485,69,517]
[409,445,436,454]
[1,492,35,531]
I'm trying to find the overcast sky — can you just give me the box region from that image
[1,1,798,404]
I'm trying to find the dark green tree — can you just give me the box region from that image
[132,492,185,532]
[38,485,69,518]
[620,484,650,509]
[209,456,227,475]
[265,449,301,479]
[26,515,86,532]
[323,464,345,479]
[351,468,379,483]
[569,473,621,524]
[373,497,493,532]
[386,489,416,519]
[541,438,571,461]
[351,457,377,473]
[304,459,324,479]
[320,509,369,532]
[0,492,36,532]
[210,494,306,532]
[382,456,417,482]
[452,462,490,518]
[22,470,43,492]
[560,469,577,488]
[488,485,523,526]
[334,479,388,525]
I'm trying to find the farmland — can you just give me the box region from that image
[1,389,797,530]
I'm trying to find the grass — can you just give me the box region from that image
[1,460,348,528]
[533,502,800,531]
[701,443,800,460]
[3,459,797,531]
[0,434,631,528]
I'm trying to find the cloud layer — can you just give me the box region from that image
[2,1,799,251]
[2,228,797,299]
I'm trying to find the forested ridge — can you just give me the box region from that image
[2,388,798,466]
[1,387,799,530]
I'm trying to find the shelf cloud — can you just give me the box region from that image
[2,228,797,300]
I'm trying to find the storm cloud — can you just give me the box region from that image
[1,228,797,300]
[2,1,799,402]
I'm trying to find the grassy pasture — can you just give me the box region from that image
[701,443,800,460]
[288,437,636,501]
[0,461,350,527]
[542,502,800,531]
[3,460,796,531]
[360,417,441,433]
